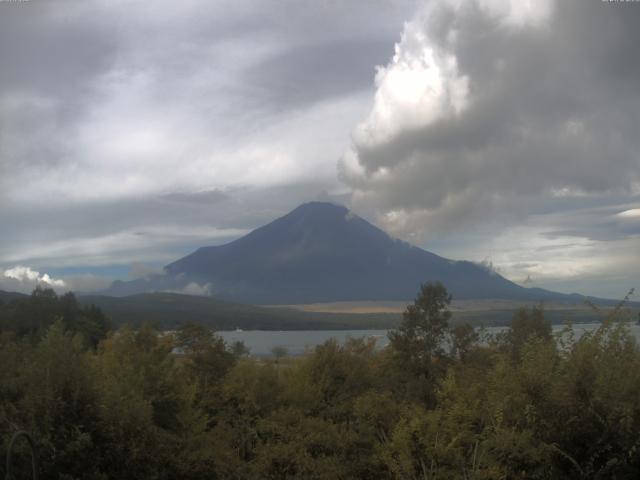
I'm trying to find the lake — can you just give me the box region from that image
[219,322,640,357]
[219,329,390,357]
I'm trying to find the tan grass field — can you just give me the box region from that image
[267,299,606,314]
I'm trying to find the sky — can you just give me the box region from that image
[0,0,638,299]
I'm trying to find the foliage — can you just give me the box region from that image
[1,286,640,479]
[386,282,453,405]
[0,287,110,347]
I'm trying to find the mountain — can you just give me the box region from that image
[106,202,599,305]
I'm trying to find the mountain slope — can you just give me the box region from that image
[103,201,588,304]
[161,202,525,303]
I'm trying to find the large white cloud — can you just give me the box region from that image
[0,265,117,294]
[1,266,66,293]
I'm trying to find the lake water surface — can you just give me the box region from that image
[219,322,640,357]
[219,329,390,357]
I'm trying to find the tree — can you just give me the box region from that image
[0,321,103,479]
[500,306,552,360]
[60,292,111,347]
[230,340,250,358]
[450,322,479,362]
[0,287,110,346]
[387,282,452,405]
[389,282,452,362]
[174,322,236,411]
[271,345,288,362]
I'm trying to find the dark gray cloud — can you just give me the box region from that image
[0,2,115,100]
[339,0,640,297]
[246,37,397,110]
[0,0,415,201]
[342,1,640,216]
[159,189,229,206]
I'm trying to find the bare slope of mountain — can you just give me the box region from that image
[107,202,596,304]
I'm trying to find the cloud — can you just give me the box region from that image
[335,0,640,297]
[0,0,413,209]
[0,266,66,293]
[246,36,396,110]
[424,203,640,298]
[617,208,640,220]
[129,263,166,280]
[62,274,114,293]
[1,0,636,299]
[3,266,66,288]
[341,0,640,237]
[166,282,211,297]
[159,189,228,206]
[0,181,349,276]
[0,0,413,283]
[0,225,249,268]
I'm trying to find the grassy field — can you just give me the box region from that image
[276,298,640,326]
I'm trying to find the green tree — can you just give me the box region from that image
[0,321,103,479]
[500,306,552,360]
[0,287,110,346]
[450,322,479,362]
[175,322,236,415]
[387,282,452,405]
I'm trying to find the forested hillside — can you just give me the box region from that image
[1,284,640,479]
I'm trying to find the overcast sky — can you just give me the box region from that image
[1,0,638,299]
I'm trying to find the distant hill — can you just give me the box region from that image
[105,202,614,305]
[0,290,28,303]
[80,292,400,331]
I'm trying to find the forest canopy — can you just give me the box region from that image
[1,284,640,479]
